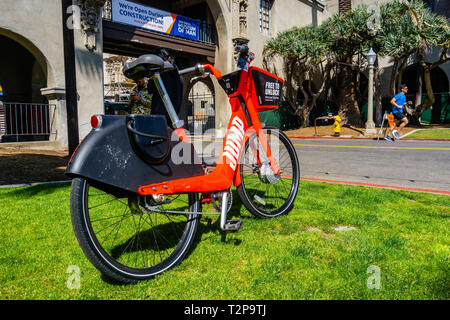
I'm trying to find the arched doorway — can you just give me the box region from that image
[403,64,449,94]
[0,35,47,103]
[0,33,49,142]
[403,64,449,123]
[102,0,231,134]
[187,78,215,135]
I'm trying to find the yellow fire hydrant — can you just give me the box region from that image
[333,115,341,136]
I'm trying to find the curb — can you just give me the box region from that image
[288,135,450,142]
[301,177,450,196]
[288,136,372,140]
[0,180,70,189]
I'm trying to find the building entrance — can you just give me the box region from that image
[0,35,50,143]
[102,0,219,135]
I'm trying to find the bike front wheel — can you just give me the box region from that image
[70,177,200,283]
[237,127,300,218]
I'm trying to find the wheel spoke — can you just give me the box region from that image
[239,129,299,217]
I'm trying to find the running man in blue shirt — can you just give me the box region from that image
[389,84,412,140]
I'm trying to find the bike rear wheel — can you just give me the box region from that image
[70,177,199,283]
[237,127,300,218]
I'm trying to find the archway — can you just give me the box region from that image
[186,77,216,135]
[403,64,449,94]
[0,35,47,103]
[103,0,231,133]
[0,31,51,142]
[0,28,54,89]
[403,63,449,124]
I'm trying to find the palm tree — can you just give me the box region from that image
[264,26,333,127]
[265,0,449,127]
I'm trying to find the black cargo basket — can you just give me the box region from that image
[250,67,283,111]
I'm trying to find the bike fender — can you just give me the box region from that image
[65,115,204,194]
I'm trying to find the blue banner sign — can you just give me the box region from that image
[111,0,200,41]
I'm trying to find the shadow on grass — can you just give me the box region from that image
[1,181,71,198]
[0,153,70,185]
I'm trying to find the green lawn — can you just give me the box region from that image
[0,181,448,300]
[406,128,450,139]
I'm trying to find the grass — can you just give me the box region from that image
[0,181,449,300]
[406,128,450,139]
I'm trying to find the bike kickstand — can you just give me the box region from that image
[220,191,242,233]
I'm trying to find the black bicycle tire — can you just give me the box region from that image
[237,127,300,218]
[70,177,199,283]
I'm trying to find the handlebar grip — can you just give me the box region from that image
[178,63,222,79]
[178,65,198,75]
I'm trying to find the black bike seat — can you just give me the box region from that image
[123,54,174,80]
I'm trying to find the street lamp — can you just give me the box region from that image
[365,48,377,135]
[366,48,377,65]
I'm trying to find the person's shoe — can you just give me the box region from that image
[384,136,394,142]
[392,130,400,140]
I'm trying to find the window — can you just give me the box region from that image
[260,0,272,35]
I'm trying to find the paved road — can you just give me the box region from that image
[292,138,450,193]
[193,136,450,193]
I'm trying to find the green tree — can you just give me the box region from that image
[376,0,450,123]
[264,25,333,127]
[264,0,449,127]
[266,6,375,126]
[322,6,375,126]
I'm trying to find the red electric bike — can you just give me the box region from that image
[67,45,300,283]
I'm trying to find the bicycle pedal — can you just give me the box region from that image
[223,219,243,233]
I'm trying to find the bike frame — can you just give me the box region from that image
[138,63,283,196]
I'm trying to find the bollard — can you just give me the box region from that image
[314,114,341,136]
[314,115,332,135]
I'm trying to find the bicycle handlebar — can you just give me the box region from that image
[178,44,253,79]
[178,63,222,79]
[178,64,202,76]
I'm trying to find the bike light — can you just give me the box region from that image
[91,115,102,129]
